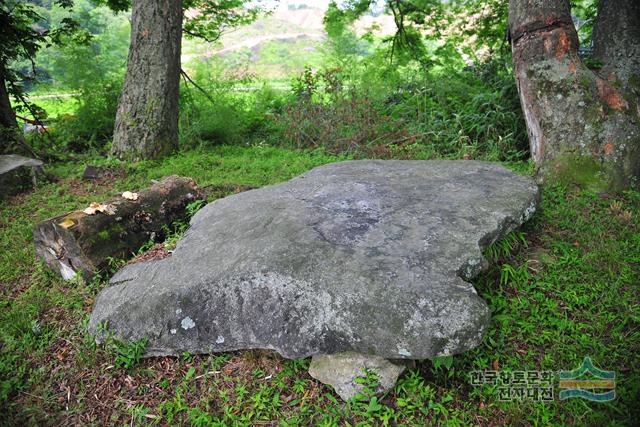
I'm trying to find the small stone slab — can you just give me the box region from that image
[82,165,112,180]
[89,160,539,359]
[0,154,44,198]
[309,352,406,401]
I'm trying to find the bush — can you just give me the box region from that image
[276,67,413,158]
[387,59,529,161]
[50,77,122,153]
[179,61,287,149]
[273,59,529,162]
[180,98,247,147]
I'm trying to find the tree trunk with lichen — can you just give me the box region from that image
[111,0,182,160]
[509,0,640,190]
[33,176,203,281]
[592,0,640,93]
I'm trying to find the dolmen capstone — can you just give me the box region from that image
[89,160,539,399]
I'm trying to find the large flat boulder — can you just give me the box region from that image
[0,154,44,198]
[89,160,539,359]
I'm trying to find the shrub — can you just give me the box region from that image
[50,77,122,153]
[179,61,287,149]
[277,67,413,158]
[273,59,528,162]
[387,59,529,161]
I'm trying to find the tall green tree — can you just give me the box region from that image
[106,0,265,160]
[323,0,508,67]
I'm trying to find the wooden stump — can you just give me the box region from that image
[33,175,203,280]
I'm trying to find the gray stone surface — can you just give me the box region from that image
[82,165,112,180]
[0,154,44,198]
[89,160,539,359]
[309,352,406,401]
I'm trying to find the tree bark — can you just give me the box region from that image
[592,0,640,90]
[509,0,640,190]
[33,175,203,280]
[111,0,183,160]
[0,71,25,155]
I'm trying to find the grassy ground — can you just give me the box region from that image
[15,95,79,122]
[1,145,638,426]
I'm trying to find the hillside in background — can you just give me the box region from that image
[182,5,395,79]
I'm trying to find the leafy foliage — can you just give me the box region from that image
[52,77,122,152]
[98,0,269,42]
[324,0,509,66]
[485,231,528,262]
[278,66,412,157]
[0,0,83,90]
[274,54,528,161]
[109,337,147,370]
[571,0,599,48]
[183,0,267,43]
[0,0,83,152]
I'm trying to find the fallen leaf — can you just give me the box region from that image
[58,218,75,229]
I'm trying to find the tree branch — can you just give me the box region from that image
[180,68,216,105]
[182,29,221,43]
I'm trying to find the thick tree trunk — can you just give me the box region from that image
[0,71,25,155]
[509,0,640,190]
[111,0,183,160]
[592,0,640,90]
[33,175,203,280]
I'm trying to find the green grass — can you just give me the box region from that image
[13,95,79,122]
[0,146,638,425]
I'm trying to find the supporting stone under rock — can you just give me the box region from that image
[309,352,406,401]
